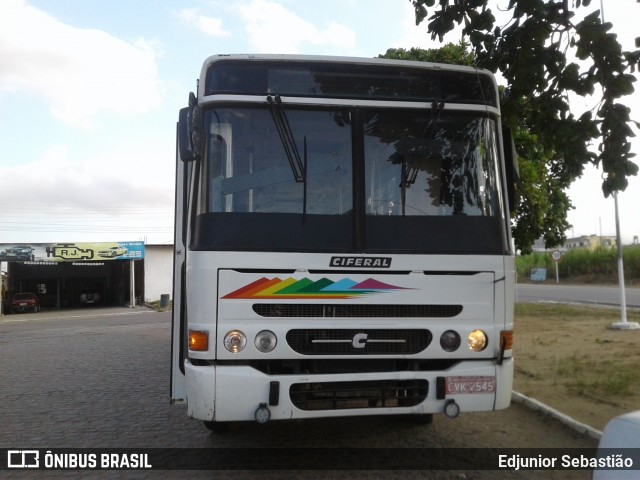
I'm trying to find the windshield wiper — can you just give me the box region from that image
[393,100,446,216]
[267,95,307,182]
[267,94,308,218]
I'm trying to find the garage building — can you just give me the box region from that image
[1,242,172,311]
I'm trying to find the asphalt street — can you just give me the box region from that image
[0,307,597,479]
[517,283,640,308]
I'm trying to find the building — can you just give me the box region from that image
[564,235,617,250]
[1,242,173,312]
[144,244,173,303]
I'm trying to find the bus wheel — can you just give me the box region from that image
[203,421,230,433]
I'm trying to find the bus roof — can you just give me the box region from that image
[198,54,498,107]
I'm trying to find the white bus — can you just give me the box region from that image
[171,54,517,431]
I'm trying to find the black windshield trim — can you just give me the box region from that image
[191,212,508,254]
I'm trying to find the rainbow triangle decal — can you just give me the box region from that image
[222,277,408,299]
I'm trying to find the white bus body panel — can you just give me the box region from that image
[179,251,514,422]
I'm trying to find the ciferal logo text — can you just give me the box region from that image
[330,256,392,268]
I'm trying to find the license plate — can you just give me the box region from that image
[19,303,27,306]
[446,376,496,394]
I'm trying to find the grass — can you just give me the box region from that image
[554,354,635,397]
[514,303,640,429]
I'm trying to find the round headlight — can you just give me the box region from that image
[468,329,488,352]
[255,330,277,353]
[224,330,247,353]
[440,330,461,352]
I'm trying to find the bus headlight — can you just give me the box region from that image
[468,330,488,352]
[255,330,277,353]
[440,330,461,352]
[224,330,247,353]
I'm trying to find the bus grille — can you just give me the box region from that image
[286,329,431,355]
[253,304,462,318]
[290,379,428,411]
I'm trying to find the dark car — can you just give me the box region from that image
[9,292,40,313]
[0,246,35,261]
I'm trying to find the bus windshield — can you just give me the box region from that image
[202,107,352,215]
[363,109,501,217]
[193,105,506,254]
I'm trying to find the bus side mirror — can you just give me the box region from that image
[502,127,519,214]
[178,92,202,162]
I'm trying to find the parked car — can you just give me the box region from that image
[9,292,40,313]
[97,246,128,258]
[0,246,35,261]
[80,289,101,305]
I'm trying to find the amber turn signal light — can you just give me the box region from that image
[189,330,209,351]
[500,330,513,350]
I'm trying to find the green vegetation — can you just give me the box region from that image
[555,354,635,397]
[516,302,584,318]
[514,303,640,429]
[516,245,640,284]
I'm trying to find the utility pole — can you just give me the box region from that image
[130,259,136,308]
[599,1,638,329]
[610,192,638,329]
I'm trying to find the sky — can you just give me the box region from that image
[0,0,638,246]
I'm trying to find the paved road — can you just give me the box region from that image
[0,309,597,479]
[517,283,640,308]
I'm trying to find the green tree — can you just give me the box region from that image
[410,0,640,199]
[381,43,475,65]
[511,127,574,252]
[380,43,574,253]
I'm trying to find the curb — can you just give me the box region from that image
[512,390,603,440]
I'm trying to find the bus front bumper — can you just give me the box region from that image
[184,358,514,423]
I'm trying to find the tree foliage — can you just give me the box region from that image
[511,123,574,252]
[411,0,640,198]
[381,43,475,65]
[380,43,573,253]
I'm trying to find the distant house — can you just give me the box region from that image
[564,235,617,250]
